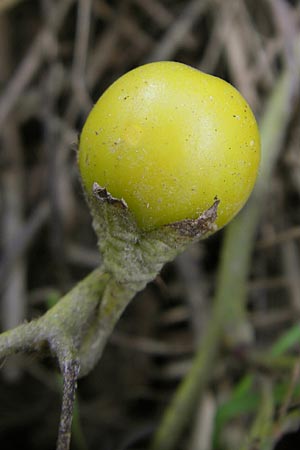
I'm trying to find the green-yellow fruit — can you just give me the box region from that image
[79,61,260,231]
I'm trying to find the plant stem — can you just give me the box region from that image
[239,377,274,450]
[57,356,80,450]
[150,311,222,450]
[79,279,136,376]
[0,320,41,359]
[0,267,110,450]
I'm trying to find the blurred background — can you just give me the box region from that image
[1,1,300,449]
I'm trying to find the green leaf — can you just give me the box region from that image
[270,323,300,358]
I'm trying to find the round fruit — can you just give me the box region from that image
[79,61,260,231]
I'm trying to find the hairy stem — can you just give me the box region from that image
[0,320,43,359]
[79,279,136,376]
[57,355,81,450]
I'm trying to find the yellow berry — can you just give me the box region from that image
[79,61,260,231]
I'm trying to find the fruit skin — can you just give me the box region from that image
[79,61,260,231]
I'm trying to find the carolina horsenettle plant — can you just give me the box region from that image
[0,61,260,450]
[79,61,260,294]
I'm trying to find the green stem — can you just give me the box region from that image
[1,145,219,450]
[79,279,136,376]
[0,267,110,366]
[150,313,222,450]
[239,377,274,450]
[0,320,42,359]
[0,267,111,450]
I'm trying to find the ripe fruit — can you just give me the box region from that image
[79,61,260,231]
